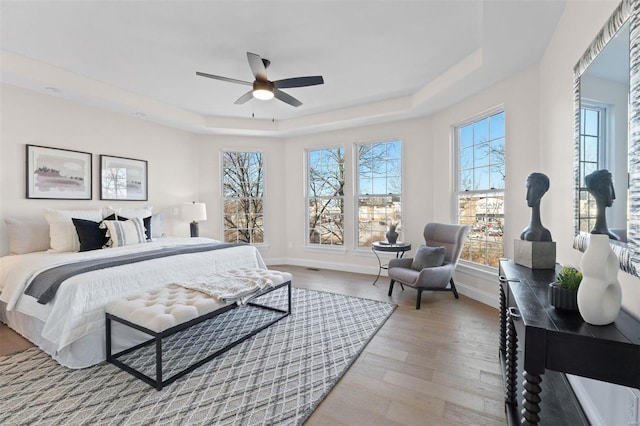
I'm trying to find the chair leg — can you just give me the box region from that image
[416,289,422,309]
[450,278,459,299]
[388,280,395,297]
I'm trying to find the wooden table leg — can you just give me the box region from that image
[505,308,519,405]
[521,371,542,425]
[499,285,507,355]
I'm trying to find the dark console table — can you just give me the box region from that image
[498,259,640,425]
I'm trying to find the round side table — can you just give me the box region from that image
[371,241,411,285]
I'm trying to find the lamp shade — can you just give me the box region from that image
[182,202,207,222]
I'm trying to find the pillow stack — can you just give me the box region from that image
[45,206,154,253]
[45,208,103,252]
[4,206,163,255]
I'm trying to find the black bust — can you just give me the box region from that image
[585,169,620,240]
[520,172,552,242]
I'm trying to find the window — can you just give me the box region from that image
[222,151,264,244]
[307,147,345,246]
[356,140,402,247]
[578,104,607,233]
[455,111,505,267]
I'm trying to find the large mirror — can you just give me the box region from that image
[573,0,639,277]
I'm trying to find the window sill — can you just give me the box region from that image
[457,260,498,281]
[303,245,348,254]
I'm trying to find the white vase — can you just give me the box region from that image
[577,234,622,325]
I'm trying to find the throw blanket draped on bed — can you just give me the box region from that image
[25,243,242,304]
[175,272,272,304]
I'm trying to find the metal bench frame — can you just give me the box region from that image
[106,280,291,390]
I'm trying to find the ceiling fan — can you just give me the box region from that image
[196,52,324,107]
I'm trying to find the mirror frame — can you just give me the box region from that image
[573,0,639,277]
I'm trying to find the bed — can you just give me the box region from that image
[0,235,268,369]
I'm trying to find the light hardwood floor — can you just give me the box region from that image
[0,265,506,425]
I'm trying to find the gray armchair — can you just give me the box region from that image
[388,223,470,309]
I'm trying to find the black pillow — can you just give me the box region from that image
[72,218,109,252]
[411,245,446,271]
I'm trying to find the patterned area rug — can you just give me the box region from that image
[0,288,395,425]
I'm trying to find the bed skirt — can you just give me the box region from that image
[1,301,150,369]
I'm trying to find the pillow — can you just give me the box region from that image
[74,214,137,250]
[411,245,446,271]
[150,213,164,238]
[102,206,153,220]
[103,206,153,240]
[44,208,102,252]
[107,214,152,240]
[100,217,147,247]
[5,217,50,254]
[72,218,110,252]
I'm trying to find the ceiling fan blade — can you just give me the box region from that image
[247,52,268,81]
[273,76,324,89]
[273,89,302,107]
[196,72,252,86]
[234,90,254,105]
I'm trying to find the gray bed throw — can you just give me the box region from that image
[25,243,243,304]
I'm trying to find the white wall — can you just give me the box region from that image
[279,66,541,307]
[1,1,637,421]
[192,133,288,262]
[539,1,640,424]
[0,83,198,255]
[430,67,542,306]
[282,117,436,274]
[539,0,639,319]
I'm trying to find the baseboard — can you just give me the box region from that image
[266,257,379,276]
[264,257,288,266]
[263,256,499,308]
[566,375,603,425]
[455,283,499,309]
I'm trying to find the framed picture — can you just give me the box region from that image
[100,155,148,201]
[26,144,92,200]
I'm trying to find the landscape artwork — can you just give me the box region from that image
[100,155,148,201]
[26,145,92,199]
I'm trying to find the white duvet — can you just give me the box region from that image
[0,237,266,352]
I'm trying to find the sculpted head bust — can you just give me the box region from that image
[520,172,552,242]
[585,169,619,240]
[585,169,615,207]
[526,172,550,207]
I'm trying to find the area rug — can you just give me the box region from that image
[0,288,395,426]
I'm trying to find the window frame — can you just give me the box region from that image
[453,107,505,269]
[578,101,608,234]
[220,149,266,246]
[305,145,346,248]
[354,139,403,251]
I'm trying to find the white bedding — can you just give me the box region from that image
[0,237,266,367]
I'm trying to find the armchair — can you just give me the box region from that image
[388,223,470,309]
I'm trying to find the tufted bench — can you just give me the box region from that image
[105,268,292,390]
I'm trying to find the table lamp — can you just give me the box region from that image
[182,202,207,237]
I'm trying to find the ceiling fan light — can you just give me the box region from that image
[252,80,274,100]
[253,88,274,100]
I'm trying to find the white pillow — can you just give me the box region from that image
[100,217,147,247]
[150,213,164,238]
[44,208,102,252]
[5,217,51,254]
[102,206,153,219]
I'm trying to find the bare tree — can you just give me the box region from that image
[308,148,345,245]
[356,142,402,246]
[223,152,264,243]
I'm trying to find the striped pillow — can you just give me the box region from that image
[100,217,146,247]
